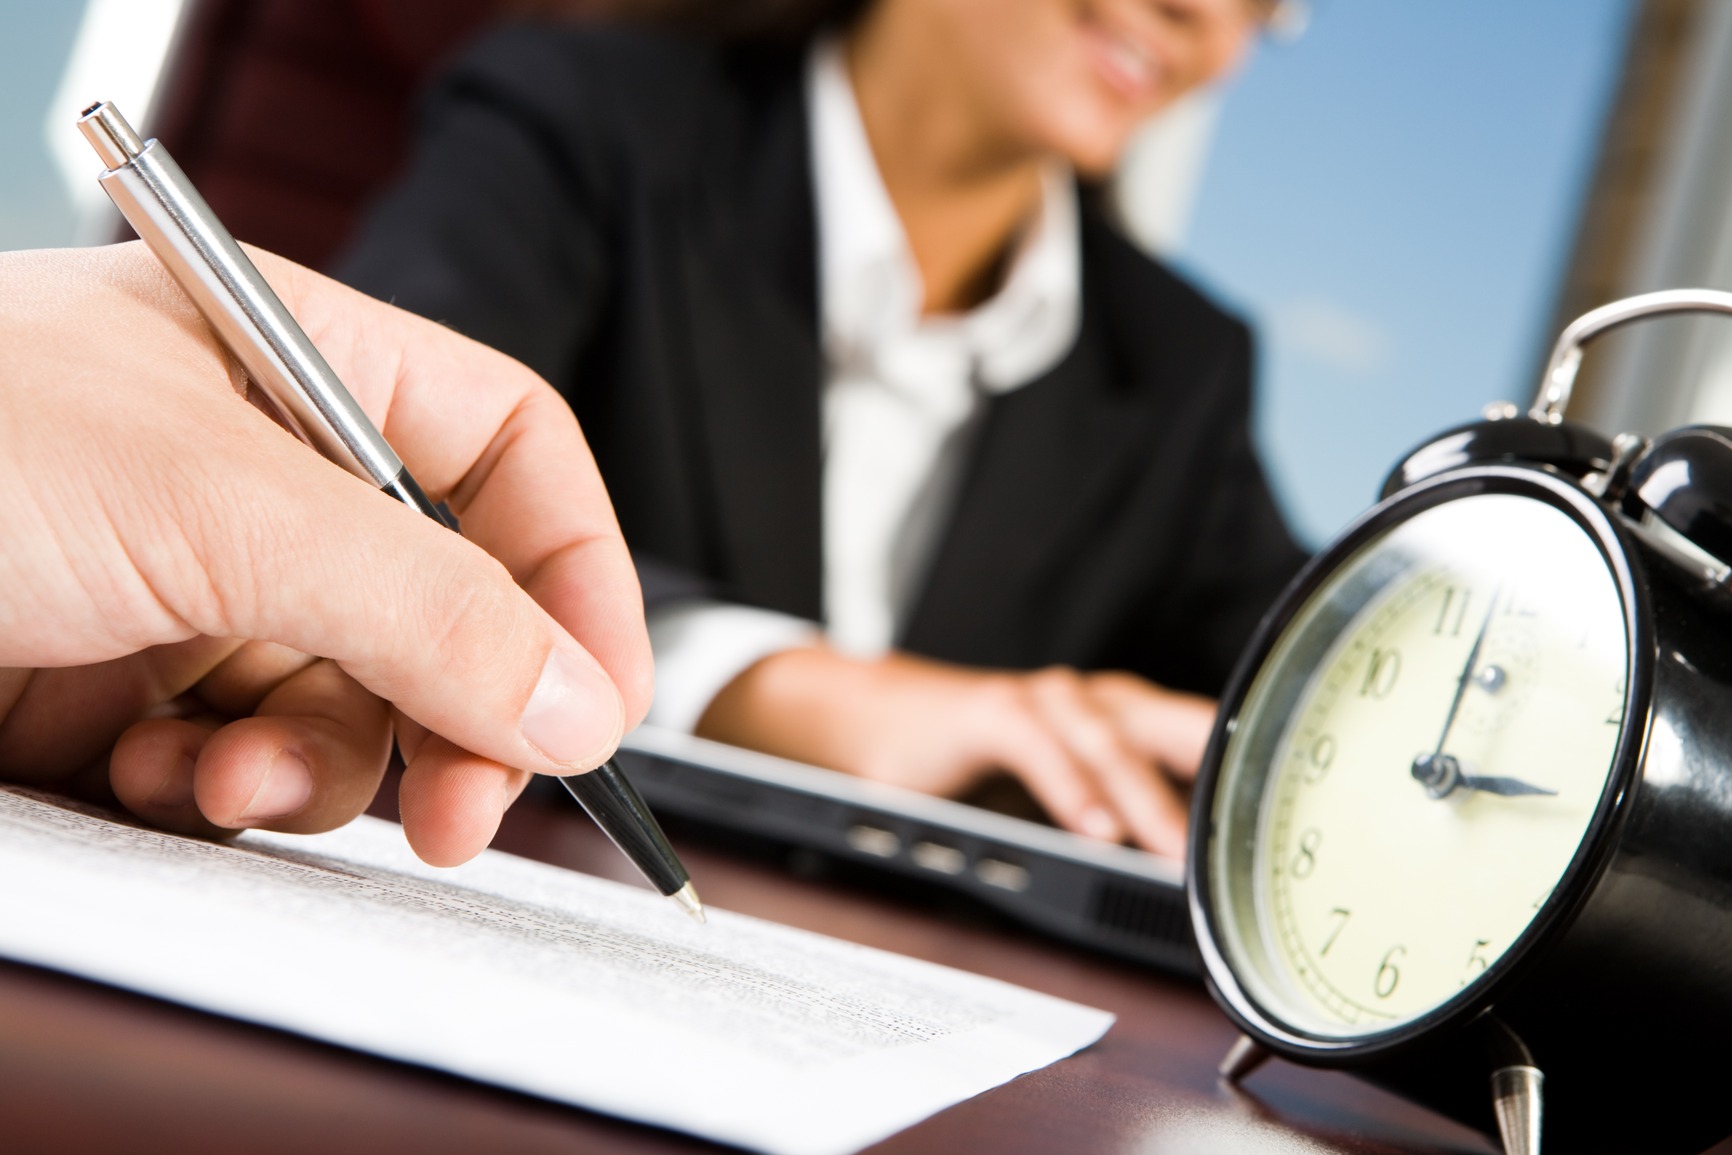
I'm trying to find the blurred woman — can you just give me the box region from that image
[340,0,1306,856]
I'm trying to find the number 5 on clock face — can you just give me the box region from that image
[1206,492,1627,1037]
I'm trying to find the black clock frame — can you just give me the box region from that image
[1189,462,1732,1151]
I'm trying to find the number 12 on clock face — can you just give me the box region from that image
[1209,493,1626,1035]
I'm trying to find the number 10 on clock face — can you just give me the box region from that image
[1202,492,1629,1040]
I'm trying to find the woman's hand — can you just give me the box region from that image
[0,243,651,865]
[697,648,1214,857]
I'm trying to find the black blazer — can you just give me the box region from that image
[339,23,1307,696]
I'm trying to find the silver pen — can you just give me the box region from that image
[77,100,704,922]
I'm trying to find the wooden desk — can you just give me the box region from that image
[0,798,1721,1155]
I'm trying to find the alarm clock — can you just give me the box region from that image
[1188,289,1732,1155]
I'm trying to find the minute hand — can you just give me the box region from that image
[1406,587,1555,802]
[1431,586,1499,757]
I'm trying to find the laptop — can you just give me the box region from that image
[615,726,1197,974]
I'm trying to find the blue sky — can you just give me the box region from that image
[0,2,87,251]
[1175,0,1635,544]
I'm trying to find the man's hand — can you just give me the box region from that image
[0,243,652,865]
[697,648,1214,857]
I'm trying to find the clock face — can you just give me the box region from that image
[1205,489,1631,1040]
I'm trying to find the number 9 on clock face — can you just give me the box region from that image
[1202,489,1630,1040]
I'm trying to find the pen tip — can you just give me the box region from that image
[671,881,706,924]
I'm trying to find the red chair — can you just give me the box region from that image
[149,0,583,270]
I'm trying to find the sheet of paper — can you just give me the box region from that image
[0,786,1111,1155]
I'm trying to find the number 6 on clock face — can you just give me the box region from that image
[1186,294,1732,1154]
[1198,485,1629,1041]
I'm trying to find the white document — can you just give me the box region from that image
[0,786,1111,1155]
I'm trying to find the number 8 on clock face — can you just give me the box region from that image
[1186,292,1732,1154]
[1200,486,1629,1039]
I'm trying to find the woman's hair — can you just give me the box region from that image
[518,0,872,42]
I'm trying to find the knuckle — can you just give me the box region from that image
[1073,716,1119,758]
[402,548,524,681]
[1031,665,1081,695]
[974,675,1028,719]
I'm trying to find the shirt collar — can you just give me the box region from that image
[806,38,1081,396]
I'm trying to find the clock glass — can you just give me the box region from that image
[1208,491,1630,1039]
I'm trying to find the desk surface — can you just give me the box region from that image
[0,796,1722,1155]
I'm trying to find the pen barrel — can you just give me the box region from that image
[91,133,403,489]
[559,761,690,896]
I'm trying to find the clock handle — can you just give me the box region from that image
[1531,288,1732,424]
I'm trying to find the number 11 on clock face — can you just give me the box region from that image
[1225,495,1627,1034]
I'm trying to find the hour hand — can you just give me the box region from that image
[1411,753,1556,799]
[1460,773,1557,797]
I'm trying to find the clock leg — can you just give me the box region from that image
[1490,1064,1544,1155]
[1218,1034,1271,1084]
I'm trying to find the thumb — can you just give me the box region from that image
[169,426,629,780]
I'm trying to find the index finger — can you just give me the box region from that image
[1087,673,1216,781]
[1028,670,1189,857]
[256,251,652,726]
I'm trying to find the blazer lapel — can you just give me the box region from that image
[900,303,1160,662]
[903,207,1240,667]
[676,61,825,620]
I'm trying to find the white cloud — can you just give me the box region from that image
[1270,296,1392,378]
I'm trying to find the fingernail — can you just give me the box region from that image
[240,750,314,822]
[521,644,623,769]
[148,754,197,808]
[1080,807,1121,842]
